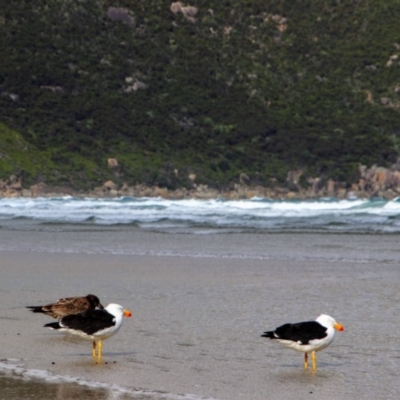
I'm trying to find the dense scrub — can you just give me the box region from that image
[1,0,400,189]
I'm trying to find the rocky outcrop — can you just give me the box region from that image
[30,182,77,197]
[0,175,23,197]
[106,7,134,25]
[1,161,400,200]
[170,2,198,23]
[0,179,77,198]
[107,158,118,168]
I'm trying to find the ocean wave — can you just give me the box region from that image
[1,196,400,233]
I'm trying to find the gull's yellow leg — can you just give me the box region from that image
[92,341,97,358]
[311,351,317,370]
[98,340,103,360]
[304,353,308,369]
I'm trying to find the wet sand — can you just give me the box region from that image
[1,231,400,399]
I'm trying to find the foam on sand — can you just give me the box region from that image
[0,359,220,400]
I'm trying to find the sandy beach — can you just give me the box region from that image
[1,230,400,399]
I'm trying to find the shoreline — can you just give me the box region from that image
[2,163,400,200]
[1,180,400,201]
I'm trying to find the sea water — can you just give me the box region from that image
[0,196,400,234]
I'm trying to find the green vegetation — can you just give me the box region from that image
[1,0,400,189]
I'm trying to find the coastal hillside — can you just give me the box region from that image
[1,0,400,193]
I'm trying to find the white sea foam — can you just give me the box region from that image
[0,360,219,400]
[0,196,400,233]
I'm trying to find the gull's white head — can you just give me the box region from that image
[105,303,132,318]
[316,314,344,331]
